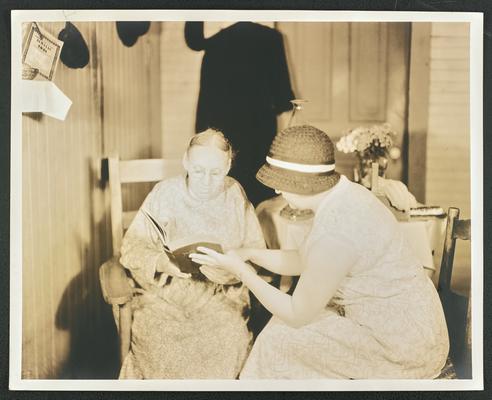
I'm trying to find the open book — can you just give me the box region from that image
[141,208,223,278]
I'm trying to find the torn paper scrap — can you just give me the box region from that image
[21,80,72,121]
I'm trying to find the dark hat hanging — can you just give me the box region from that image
[116,22,151,47]
[58,22,90,69]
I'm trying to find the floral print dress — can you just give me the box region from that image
[240,175,449,379]
[119,175,265,379]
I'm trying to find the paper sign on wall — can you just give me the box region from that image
[22,22,63,81]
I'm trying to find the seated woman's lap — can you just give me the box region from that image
[124,280,252,379]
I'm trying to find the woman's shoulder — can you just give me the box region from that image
[224,176,254,206]
[326,177,390,214]
[146,175,185,203]
[315,177,394,233]
[224,176,247,197]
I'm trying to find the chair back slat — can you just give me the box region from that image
[108,157,124,255]
[119,159,183,183]
[438,207,459,292]
[437,206,472,379]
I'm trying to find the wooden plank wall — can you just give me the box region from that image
[160,22,202,161]
[98,22,162,211]
[407,23,432,202]
[425,22,471,294]
[22,21,161,378]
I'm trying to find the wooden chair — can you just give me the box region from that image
[436,207,472,379]
[99,154,182,364]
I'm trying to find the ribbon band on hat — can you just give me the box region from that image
[266,156,335,174]
[257,125,341,195]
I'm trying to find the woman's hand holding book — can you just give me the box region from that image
[156,253,191,280]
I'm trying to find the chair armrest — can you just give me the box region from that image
[99,256,135,305]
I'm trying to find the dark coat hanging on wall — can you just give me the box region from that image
[185,22,295,206]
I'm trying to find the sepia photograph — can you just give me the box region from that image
[9,9,483,391]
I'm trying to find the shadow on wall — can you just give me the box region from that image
[53,148,157,379]
[54,160,119,379]
[55,238,120,379]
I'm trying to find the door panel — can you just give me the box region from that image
[278,22,410,181]
[349,23,388,121]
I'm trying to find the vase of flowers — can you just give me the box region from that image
[336,123,400,188]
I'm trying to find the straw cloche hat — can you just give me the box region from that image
[256,125,340,195]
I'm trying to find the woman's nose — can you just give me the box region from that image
[204,173,212,186]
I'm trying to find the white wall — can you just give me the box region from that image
[425,22,471,295]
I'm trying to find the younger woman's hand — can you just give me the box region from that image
[189,247,246,279]
[199,265,239,285]
[234,248,252,262]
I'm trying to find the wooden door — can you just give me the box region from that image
[277,22,411,181]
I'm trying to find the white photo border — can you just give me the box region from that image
[9,9,484,391]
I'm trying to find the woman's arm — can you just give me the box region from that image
[192,236,357,328]
[238,248,304,276]
[120,186,189,289]
[120,212,165,288]
[242,238,356,327]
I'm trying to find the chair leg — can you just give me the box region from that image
[119,303,132,364]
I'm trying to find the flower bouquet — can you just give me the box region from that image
[336,123,400,187]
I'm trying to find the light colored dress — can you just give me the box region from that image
[240,175,449,379]
[119,175,265,379]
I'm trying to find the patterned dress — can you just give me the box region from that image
[119,175,265,379]
[240,175,449,379]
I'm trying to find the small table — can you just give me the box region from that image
[256,195,446,291]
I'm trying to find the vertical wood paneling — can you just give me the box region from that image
[278,23,333,123]
[31,109,51,378]
[148,24,163,158]
[330,23,351,132]
[407,23,432,202]
[22,112,40,378]
[98,22,161,212]
[58,22,97,377]
[349,23,388,121]
[22,21,161,378]
[425,23,470,294]
[161,22,202,159]
[384,23,411,182]
[22,21,102,378]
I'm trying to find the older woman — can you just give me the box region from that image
[192,125,449,379]
[118,129,265,379]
